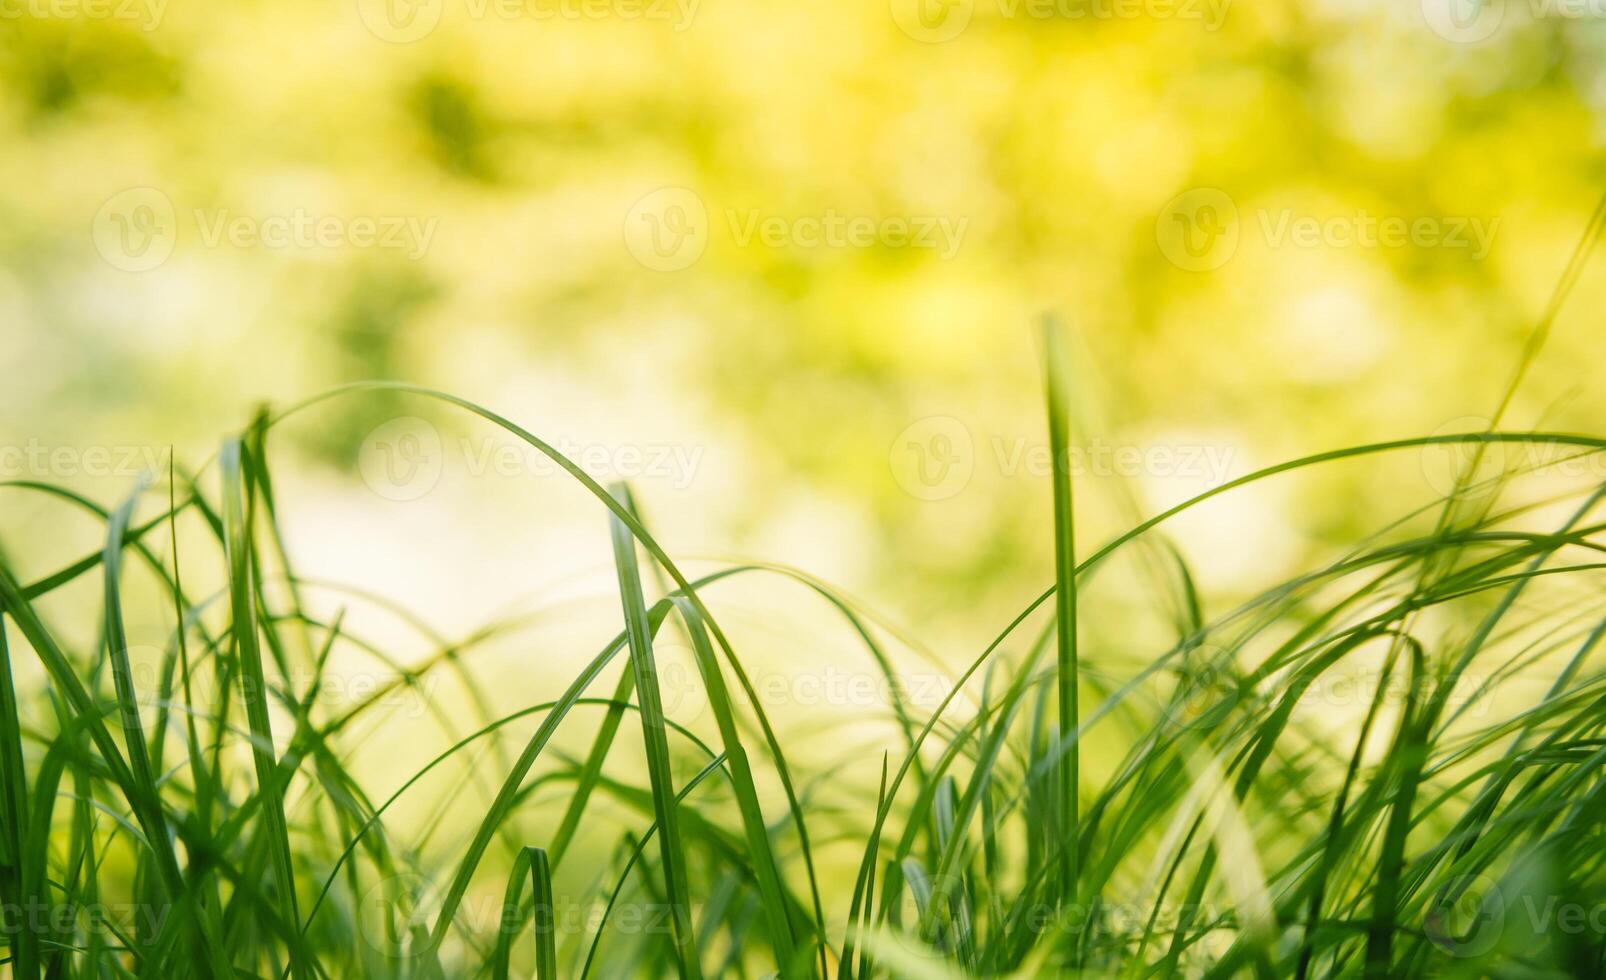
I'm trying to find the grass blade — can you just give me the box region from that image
[1042,316,1081,903]
[221,429,309,980]
[529,846,558,980]
[673,595,801,974]
[608,482,703,979]
[0,617,39,980]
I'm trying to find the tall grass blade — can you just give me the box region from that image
[608,482,703,979]
[1041,316,1081,904]
[673,595,801,974]
[221,428,310,980]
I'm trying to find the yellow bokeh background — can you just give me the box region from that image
[3,0,1604,648]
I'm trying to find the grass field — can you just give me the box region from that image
[3,224,1606,977]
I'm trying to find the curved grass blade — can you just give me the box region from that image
[489,846,557,980]
[529,846,558,980]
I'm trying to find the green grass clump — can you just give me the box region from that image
[3,228,1606,978]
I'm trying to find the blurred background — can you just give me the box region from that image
[3,0,1605,655]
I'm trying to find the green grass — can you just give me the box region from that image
[2,226,1606,977]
